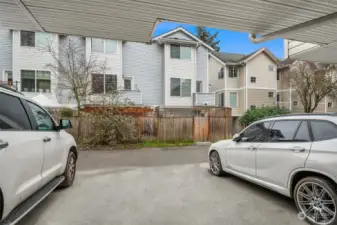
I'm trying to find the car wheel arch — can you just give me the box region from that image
[289,169,337,197]
[69,146,78,160]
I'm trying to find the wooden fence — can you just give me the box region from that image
[64,115,233,142]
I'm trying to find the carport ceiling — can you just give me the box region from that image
[2,0,337,44]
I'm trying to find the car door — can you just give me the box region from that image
[226,121,273,177]
[0,92,44,210]
[256,120,312,188]
[24,101,63,186]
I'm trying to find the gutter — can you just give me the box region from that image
[249,11,337,44]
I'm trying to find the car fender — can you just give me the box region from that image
[59,131,77,175]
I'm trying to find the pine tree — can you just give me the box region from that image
[196,26,220,51]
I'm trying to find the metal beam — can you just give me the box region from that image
[14,0,45,32]
[249,11,337,44]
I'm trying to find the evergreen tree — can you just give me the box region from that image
[196,26,220,51]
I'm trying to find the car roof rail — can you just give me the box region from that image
[0,84,24,96]
[264,112,337,119]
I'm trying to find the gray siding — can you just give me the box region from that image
[194,93,215,106]
[0,28,12,77]
[123,42,164,106]
[166,31,192,40]
[120,90,142,105]
[196,46,208,92]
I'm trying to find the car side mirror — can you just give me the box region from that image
[232,133,241,142]
[59,119,72,130]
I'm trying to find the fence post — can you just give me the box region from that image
[157,116,160,141]
[192,116,195,141]
[224,116,228,139]
[207,114,211,142]
[137,116,142,140]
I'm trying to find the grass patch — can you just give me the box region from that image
[136,140,195,148]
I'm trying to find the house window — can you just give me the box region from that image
[218,67,224,79]
[124,78,132,90]
[277,72,280,81]
[92,38,117,53]
[170,78,191,97]
[21,31,35,47]
[196,81,202,93]
[21,31,51,48]
[170,45,191,59]
[269,65,275,72]
[92,74,117,94]
[251,77,256,83]
[21,70,51,92]
[228,66,238,78]
[293,101,298,107]
[229,92,237,108]
[218,93,224,107]
[328,102,333,108]
[251,105,256,109]
[268,92,274,98]
[5,71,12,86]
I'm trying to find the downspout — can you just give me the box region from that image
[249,11,337,44]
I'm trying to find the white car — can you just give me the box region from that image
[209,114,337,225]
[0,85,77,225]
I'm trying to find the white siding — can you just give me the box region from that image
[208,56,224,91]
[12,30,59,96]
[0,28,12,80]
[85,37,123,88]
[164,44,196,106]
[166,31,193,41]
[196,46,208,92]
[194,93,215,106]
[123,42,164,106]
[120,90,142,105]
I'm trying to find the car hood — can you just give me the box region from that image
[210,139,232,150]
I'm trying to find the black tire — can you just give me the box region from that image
[59,151,77,188]
[209,151,225,176]
[294,176,337,225]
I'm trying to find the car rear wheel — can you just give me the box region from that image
[209,151,224,176]
[294,177,337,225]
[59,151,77,188]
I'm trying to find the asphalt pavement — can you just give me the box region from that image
[18,146,306,225]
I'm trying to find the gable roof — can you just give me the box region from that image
[210,48,279,65]
[152,27,215,51]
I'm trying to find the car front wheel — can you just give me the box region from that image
[59,151,77,188]
[294,177,337,225]
[209,151,224,176]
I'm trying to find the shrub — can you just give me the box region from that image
[60,107,74,118]
[239,106,290,126]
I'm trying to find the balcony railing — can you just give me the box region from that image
[193,93,215,106]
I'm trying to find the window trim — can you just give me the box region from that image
[308,119,337,142]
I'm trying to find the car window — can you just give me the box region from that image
[310,120,337,141]
[0,93,31,130]
[27,102,55,131]
[293,121,311,142]
[269,120,301,142]
[241,121,272,142]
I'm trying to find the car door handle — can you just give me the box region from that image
[0,140,8,149]
[43,137,51,143]
[248,146,257,151]
[291,146,305,152]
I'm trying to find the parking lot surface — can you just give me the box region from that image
[19,146,306,225]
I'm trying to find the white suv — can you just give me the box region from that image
[209,114,337,225]
[0,85,77,225]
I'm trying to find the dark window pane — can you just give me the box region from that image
[105,74,117,93]
[92,74,104,94]
[182,79,191,97]
[294,121,311,142]
[196,81,202,93]
[269,120,301,141]
[268,92,274,98]
[27,102,55,131]
[170,45,180,59]
[21,70,35,92]
[21,31,35,47]
[241,122,272,142]
[311,120,337,141]
[0,93,31,130]
[124,79,131,90]
[251,77,256,83]
[170,78,180,96]
[36,71,51,93]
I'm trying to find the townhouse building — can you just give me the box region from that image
[0,27,215,109]
[208,48,279,127]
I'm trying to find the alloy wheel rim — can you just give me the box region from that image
[210,152,221,174]
[297,182,336,225]
[68,154,75,181]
